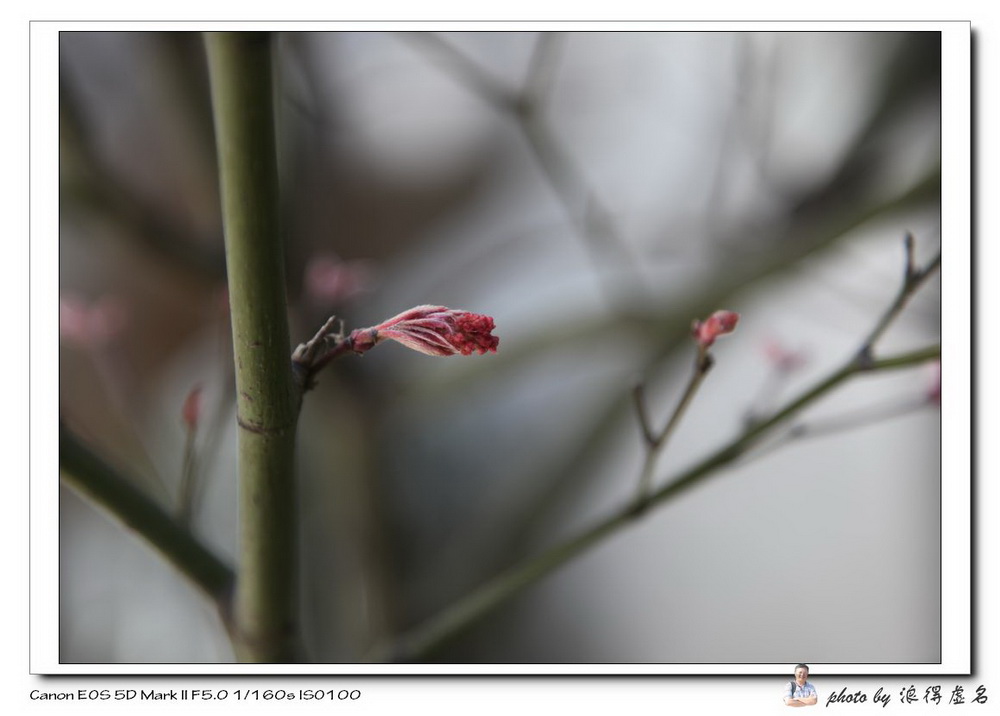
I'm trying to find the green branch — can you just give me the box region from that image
[206,31,302,663]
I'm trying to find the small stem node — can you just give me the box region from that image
[903,231,916,281]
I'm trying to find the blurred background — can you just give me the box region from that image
[58,30,942,664]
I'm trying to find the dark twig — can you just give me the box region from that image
[633,348,714,509]
[291,315,354,390]
[856,237,940,365]
[631,383,657,446]
[742,395,934,464]
[519,31,565,113]
[177,423,199,525]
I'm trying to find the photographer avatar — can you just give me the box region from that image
[783,664,818,707]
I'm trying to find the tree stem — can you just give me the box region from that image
[206,31,301,662]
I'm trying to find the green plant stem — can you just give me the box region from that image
[59,425,235,609]
[206,31,302,663]
[368,344,939,662]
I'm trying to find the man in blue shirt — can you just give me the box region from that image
[784,664,818,706]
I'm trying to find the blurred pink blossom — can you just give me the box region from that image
[60,293,130,349]
[350,305,499,357]
[304,253,374,305]
[182,384,203,431]
[691,310,739,349]
[762,338,808,373]
[926,360,941,406]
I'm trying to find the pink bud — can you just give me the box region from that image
[350,305,499,357]
[182,385,203,430]
[691,310,739,348]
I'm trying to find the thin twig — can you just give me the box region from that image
[633,349,714,507]
[516,110,648,304]
[856,241,940,362]
[399,32,514,108]
[741,395,934,464]
[291,315,354,390]
[631,383,657,446]
[903,231,917,280]
[177,426,198,525]
[190,345,238,517]
[520,32,565,113]
[513,33,646,302]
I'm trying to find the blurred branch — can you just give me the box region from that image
[178,419,199,525]
[520,31,565,110]
[372,241,940,661]
[177,384,203,525]
[702,34,776,241]
[188,355,238,522]
[59,424,235,610]
[400,31,514,108]
[743,395,934,464]
[518,104,648,304]
[515,32,650,306]
[60,74,227,281]
[402,32,648,308]
[153,32,219,168]
[206,31,303,663]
